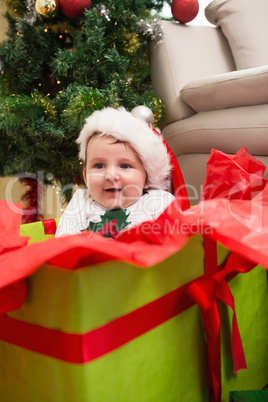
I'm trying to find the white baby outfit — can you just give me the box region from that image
[55,189,174,238]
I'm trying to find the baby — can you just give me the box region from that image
[55,107,175,238]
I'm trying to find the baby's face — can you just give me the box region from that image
[83,135,147,209]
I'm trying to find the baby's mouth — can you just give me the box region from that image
[105,188,121,193]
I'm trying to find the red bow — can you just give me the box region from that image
[187,237,256,402]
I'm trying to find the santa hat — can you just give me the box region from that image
[76,107,172,191]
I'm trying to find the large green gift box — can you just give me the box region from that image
[0,220,267,402]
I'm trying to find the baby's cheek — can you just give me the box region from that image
[88,175,102,191]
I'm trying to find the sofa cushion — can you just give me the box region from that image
[162,104,268,157]
[205,0,268,69]
[180,65,268,112]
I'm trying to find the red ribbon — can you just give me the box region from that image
[187,237,256,402]
[0,279,195,363]
[43,219,57,235]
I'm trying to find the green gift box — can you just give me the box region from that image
[0,220,267,402]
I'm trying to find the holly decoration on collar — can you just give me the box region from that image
[87,209,131,239]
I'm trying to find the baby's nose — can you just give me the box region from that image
[104,168,120,181]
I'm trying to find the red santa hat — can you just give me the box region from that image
[76,107,172,191]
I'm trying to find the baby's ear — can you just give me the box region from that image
[143,178,149,191]
[83,167,87,185]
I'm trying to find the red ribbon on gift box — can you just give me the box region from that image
[43,219,57,235]
[188,237,256,402]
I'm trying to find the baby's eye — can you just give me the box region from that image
[120,163,131,169]
[94,163,104,169]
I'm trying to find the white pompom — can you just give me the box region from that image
[131,106,154,125]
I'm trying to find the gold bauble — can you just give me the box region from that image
[35,0,59,18]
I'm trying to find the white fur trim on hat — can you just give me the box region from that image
[76,107,172,191]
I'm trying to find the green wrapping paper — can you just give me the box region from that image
[0,221,267,402]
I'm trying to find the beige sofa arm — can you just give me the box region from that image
[180,65,268,112]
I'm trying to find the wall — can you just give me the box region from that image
[0,0,7,42]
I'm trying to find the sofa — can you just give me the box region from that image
[150,0,268,204]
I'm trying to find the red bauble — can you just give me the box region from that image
[59,0,91,18]
[171,0,199,24]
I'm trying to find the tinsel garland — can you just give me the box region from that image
[20,174,85,223]
[24,0,41,24]
[95,3,111,21]
[137,18,163,43]
[21,178,44,223]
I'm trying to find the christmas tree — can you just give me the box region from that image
[0,0,169,220]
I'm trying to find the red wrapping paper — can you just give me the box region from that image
[201,147,267,201]
[1,147,267,289]
[0,201,23,234]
